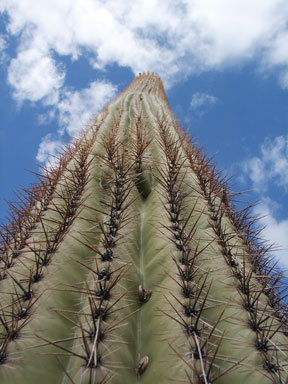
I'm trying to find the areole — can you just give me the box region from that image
[0,73,287,383]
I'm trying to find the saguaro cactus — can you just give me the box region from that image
[0,73,287,384]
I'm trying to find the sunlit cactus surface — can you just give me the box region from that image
[0,73,287,384]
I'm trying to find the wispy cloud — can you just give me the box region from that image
[0,33,8,63]
[190,92,218,116]
[0,34,6,50]
[241,135,288,192]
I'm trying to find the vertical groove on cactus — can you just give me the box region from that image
[0,73,287,383]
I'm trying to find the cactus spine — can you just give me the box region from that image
[0,73,287,383]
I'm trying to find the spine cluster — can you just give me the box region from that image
[0,73,287,384]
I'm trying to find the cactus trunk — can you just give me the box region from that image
[0,73,287,384]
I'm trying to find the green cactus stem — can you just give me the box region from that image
[0,73,287,384]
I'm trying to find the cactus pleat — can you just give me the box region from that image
[0,73,287,383]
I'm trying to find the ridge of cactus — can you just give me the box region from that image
[0,73,287,384]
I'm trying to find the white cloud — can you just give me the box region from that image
[57,81,117,137]
[242,135,288,192]
[253,198,288,269]
[0,34,7,63]
[190,92,218,111]
[0,34,6,51]
[2,0,288,98]
[239,137,288,271]
[8,46,65,104]
[36,134,64,167]
[35,81,116,165]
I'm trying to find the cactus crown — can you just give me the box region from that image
[0,73,287,384]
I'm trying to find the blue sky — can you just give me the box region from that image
[1,0,288,272]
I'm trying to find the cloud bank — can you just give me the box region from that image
[2,0,288,104]
[2,0,288,158]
